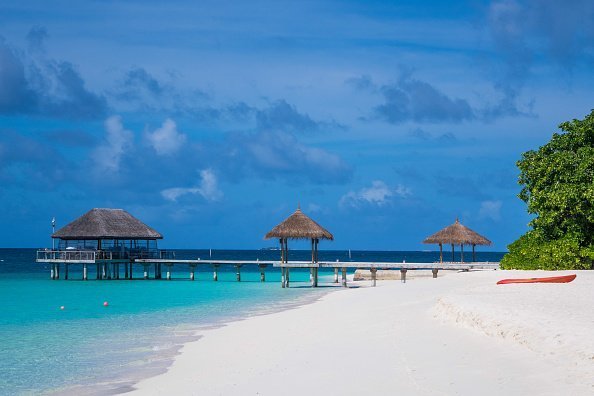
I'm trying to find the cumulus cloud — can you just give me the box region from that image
[145,118,187,156]
[485,0,594,116]
[92,116,134,172]
[339,181,411,208]
[478,200,502,221]
[374,73,474,124]
[256,100,320,132]
[222,130,352,184]
[0,29,107,119]
[161,169,223,202]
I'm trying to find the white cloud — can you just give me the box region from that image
[479,200,502,221]
[339,180,411,208]
[161,169,223,202]
[146,118,186,156]
[92,115,133,172]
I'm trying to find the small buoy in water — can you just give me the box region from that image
[103,301,109,307]
[60,306,65,310]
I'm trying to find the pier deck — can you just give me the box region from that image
[37,250,498,286]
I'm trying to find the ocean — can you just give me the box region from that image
[0,248,504,395]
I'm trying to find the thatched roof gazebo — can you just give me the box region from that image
[423,218,491,263]
[53,208,162,241]
[53,208,162,257]
[265,206,333,287]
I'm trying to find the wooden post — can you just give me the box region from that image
[102,263,107,280]
[65,264,69,280]
[259,264,266,282]
[281,267,286,288]
[213,264,219,281]
[334,267,339,283]
[236,265,241,282]
[96,263,100,279]
[432,268,438,278]
[311,238,315,263]
[341,267,347,287]
[55,263,60,279]
[461,244,464,263]
[370,268,377,287]
[129,263,133,280]
[400,269,407,283]
[83,263,88,280]
[472,244,476,262]
[190,265,195,280]
[439,243,443,263]
[451,244,455,262]
[310,268,314,285]
[50,264,55,280]
[125,261,129,279]
[286,268,290,287]
[167,264,172,280]
[313,267,318,287]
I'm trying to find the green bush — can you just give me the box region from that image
[503,110,594,270]
[502,231,593,270]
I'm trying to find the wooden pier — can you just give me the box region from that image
[37,251,499,287]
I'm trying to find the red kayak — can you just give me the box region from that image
[497,274,576,285]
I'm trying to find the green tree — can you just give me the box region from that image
[501,110,594,270]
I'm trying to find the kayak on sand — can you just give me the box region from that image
[496,274,576,285]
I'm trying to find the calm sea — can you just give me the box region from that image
[0,248,504,395]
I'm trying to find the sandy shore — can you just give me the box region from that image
[131,270,594,395]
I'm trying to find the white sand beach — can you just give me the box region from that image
[131,270,594,395]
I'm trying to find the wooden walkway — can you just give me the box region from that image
[37,251,499,287]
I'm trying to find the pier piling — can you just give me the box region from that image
[370,268,377,287]
[400,269,407,283]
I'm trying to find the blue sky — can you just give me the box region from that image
[1,0,593,250]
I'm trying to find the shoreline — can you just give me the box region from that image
[130,270,593,395]
[49,279,337,396]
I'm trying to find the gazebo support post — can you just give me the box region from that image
[129,263,133,280]
[64,264,68,280]
[334,267,339,283]
[281,267,286,288]
[432,268,438,278]
[472,244,476,262]
[461,244,464,263]
[313,267,318,287]
[286,268,290,287]
[259,264,266,282]
[125,262,129,279]
[83,263,88,280]
[451,244,455,262]
[341,267,347,287]
[400,269,407,283]
[439,243,443,263]
[370,268,377,287]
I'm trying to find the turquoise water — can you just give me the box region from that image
[0,248,504,394]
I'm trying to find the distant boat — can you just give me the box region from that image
[260,247,280,251]
[497,274,576,285]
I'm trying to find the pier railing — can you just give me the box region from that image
[37,250,97,263]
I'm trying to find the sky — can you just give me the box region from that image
[1,0,593,250]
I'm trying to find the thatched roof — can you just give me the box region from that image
[53,208,163,240]
[423,219,491,246]
[265,208,334,240]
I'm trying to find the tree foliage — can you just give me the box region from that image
[501,110,594,270]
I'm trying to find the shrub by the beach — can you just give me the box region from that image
[503,110,594,270]
[501,232,594,270]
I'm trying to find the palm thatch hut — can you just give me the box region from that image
[53,208,163,258]
[265,207,333,287]
[423,218,491,262]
